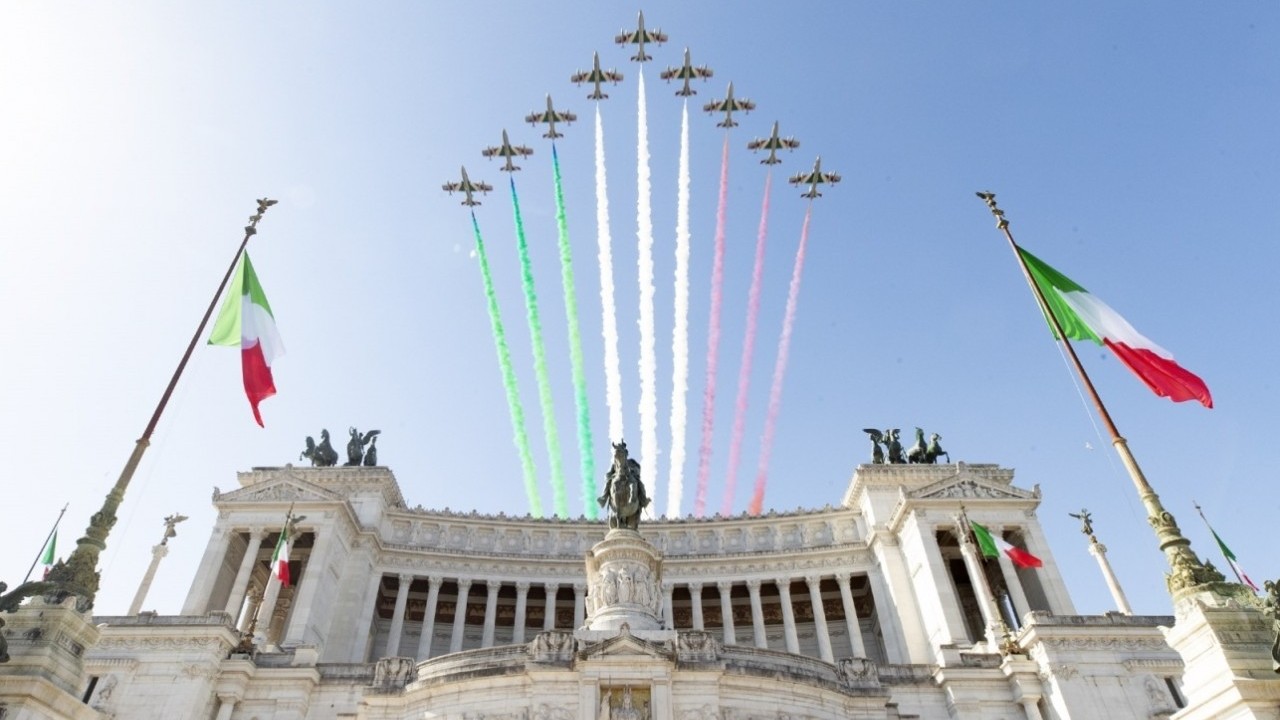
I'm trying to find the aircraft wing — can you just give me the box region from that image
[513,144,534,157]
[788,171,813,185]
[442,181,462,192]
[570,71,590,84]
[556,110,578,123]
[737,98,757,112]
[615,30,638,45]
[658,67,680,81]
[703,98,727,113]
[474,181,493,192]
[524,111,547,124]
[745,138,766,150]
[481,147,500,158]
[824,172,842,183]
[695,66,714,79]
[604,70,623,83]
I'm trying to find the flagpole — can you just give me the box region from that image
[1192,501,1245,587]
[975,192,1224,600]
[36,199,278,611]
[955,506,1017,654]
[22,503,68,584]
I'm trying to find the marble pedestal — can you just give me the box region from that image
[582,529,664,633]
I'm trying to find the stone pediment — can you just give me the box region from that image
[215,474,343,505]
[577,626,674,661]
[908,472,1038,502]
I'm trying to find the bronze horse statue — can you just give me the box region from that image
[597,441,649,530]
[907,427,949,464]
[300,429,340,467]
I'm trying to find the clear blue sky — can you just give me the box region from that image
[1,2,1276,620]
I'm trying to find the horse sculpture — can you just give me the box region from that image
[300,429,340,467]
[907,427,949,464]
[597,441,649,530]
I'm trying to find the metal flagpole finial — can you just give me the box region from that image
[246,198,278,236]
[975,191,1009,229]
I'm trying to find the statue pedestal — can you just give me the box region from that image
[582,529,664,633]
[1161,588,1280,719]
[0,596,101,720]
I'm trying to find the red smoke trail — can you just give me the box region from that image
[693,135,730,517]
[721,171,772,517]
[748,203,813,516]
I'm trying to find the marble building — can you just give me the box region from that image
[8,460,1260,718]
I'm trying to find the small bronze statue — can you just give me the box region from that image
[1069,509,1094,539]
[345,427,381,466]
[300,429,340,467]
[597,441,650,530]
[161,514,188,545]
[861,429,886,464]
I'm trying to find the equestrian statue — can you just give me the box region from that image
[597,440,650,531]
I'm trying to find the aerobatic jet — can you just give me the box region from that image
[746,121,801,165]
[789,157,841,199]
[525,95,577,139]
[570,52,624,100]
[615,11,667,62]
[702,82,755,128]
[660,48,713,96]
[480,130,534,173]
[441,166,493,206]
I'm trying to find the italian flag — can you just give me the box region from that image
[1018,247,1212,408]
[971,521,1042,569]
[272,524,291,587]
[1210,529,1259,592]
[209,253,285,426]
[40,530,57,579]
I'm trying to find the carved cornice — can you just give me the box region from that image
[233,466,406,508]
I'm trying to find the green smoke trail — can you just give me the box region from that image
[552,145,597,518]
[470,211,542,517]
[509,178,569,518]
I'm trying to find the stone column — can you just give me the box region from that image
[129,543,170,615]
[223,530,265,617]
[1019,698,1045,720]
[182,525,231,614]
[776,580,799,654]
[805,575,834,663]
[1089,541,1133,615]
[835,573,867,658]
[482,581,501,647]
[239,583,264,633]
[415,575,442,660]
[285,528,338,645]
[747,580,767,648]
[543,583,559,630]
[254,552,289,645]
[384,573,414,657]
[956,520,1002,647]
[512,582,530,644]
[662,584,675,629]
[450,578,472,653]
[572,583,586,630]
[214,695,237,720]
[689,583,705,630]
[993,528,1032,627]
[717,582,735,645]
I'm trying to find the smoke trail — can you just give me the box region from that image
[550,144,596,518]
[636,70,659,512]
[667,100,692,518]
[749,203,814,516]
[594,105,625,446]
[721,171,773,517]
[470,211,542,517]
[693,134,730,517]
[509,178,569,518]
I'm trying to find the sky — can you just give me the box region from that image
[0,2,1276,622]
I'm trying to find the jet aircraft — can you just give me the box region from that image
[702,82,755,128]
[525,95,577,139]
[570,52,624,100]
[441,166,493,207]
[660,48,713,96]
[614,11,667,62]
[746,122,800,164]
[789,157,841,199]
[480,130,534,173]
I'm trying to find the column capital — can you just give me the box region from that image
[544,582,560,593]
[487,579,502,591]
[745,579,762,592]
[804,574,822,588]
[428,574,444,586]
[834,571,852,583]
[398,572,415,585]
[515,581,531,592]
[573,582,586,594]
[456,577,473,590]
[716,581,732,593]
[775,579,793,595]
[688,581,703,593]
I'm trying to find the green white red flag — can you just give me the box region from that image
[1018,247,1212,408]
[209,253,284,426]
[1210,528,1258,592]
[40,530,57,579]
[971,521,1042,569]
[271,524,291,587]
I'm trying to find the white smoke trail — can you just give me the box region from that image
[636,70,659,512]
[594,105,624,443]
[667,100,691,518]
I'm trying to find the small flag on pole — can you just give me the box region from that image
[209,252,285,426]
[40,530,57,579]
[971,521,1043,569]
[271,522,291,587]
[1017,246,1212,408]
[1195,503,1258,592]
